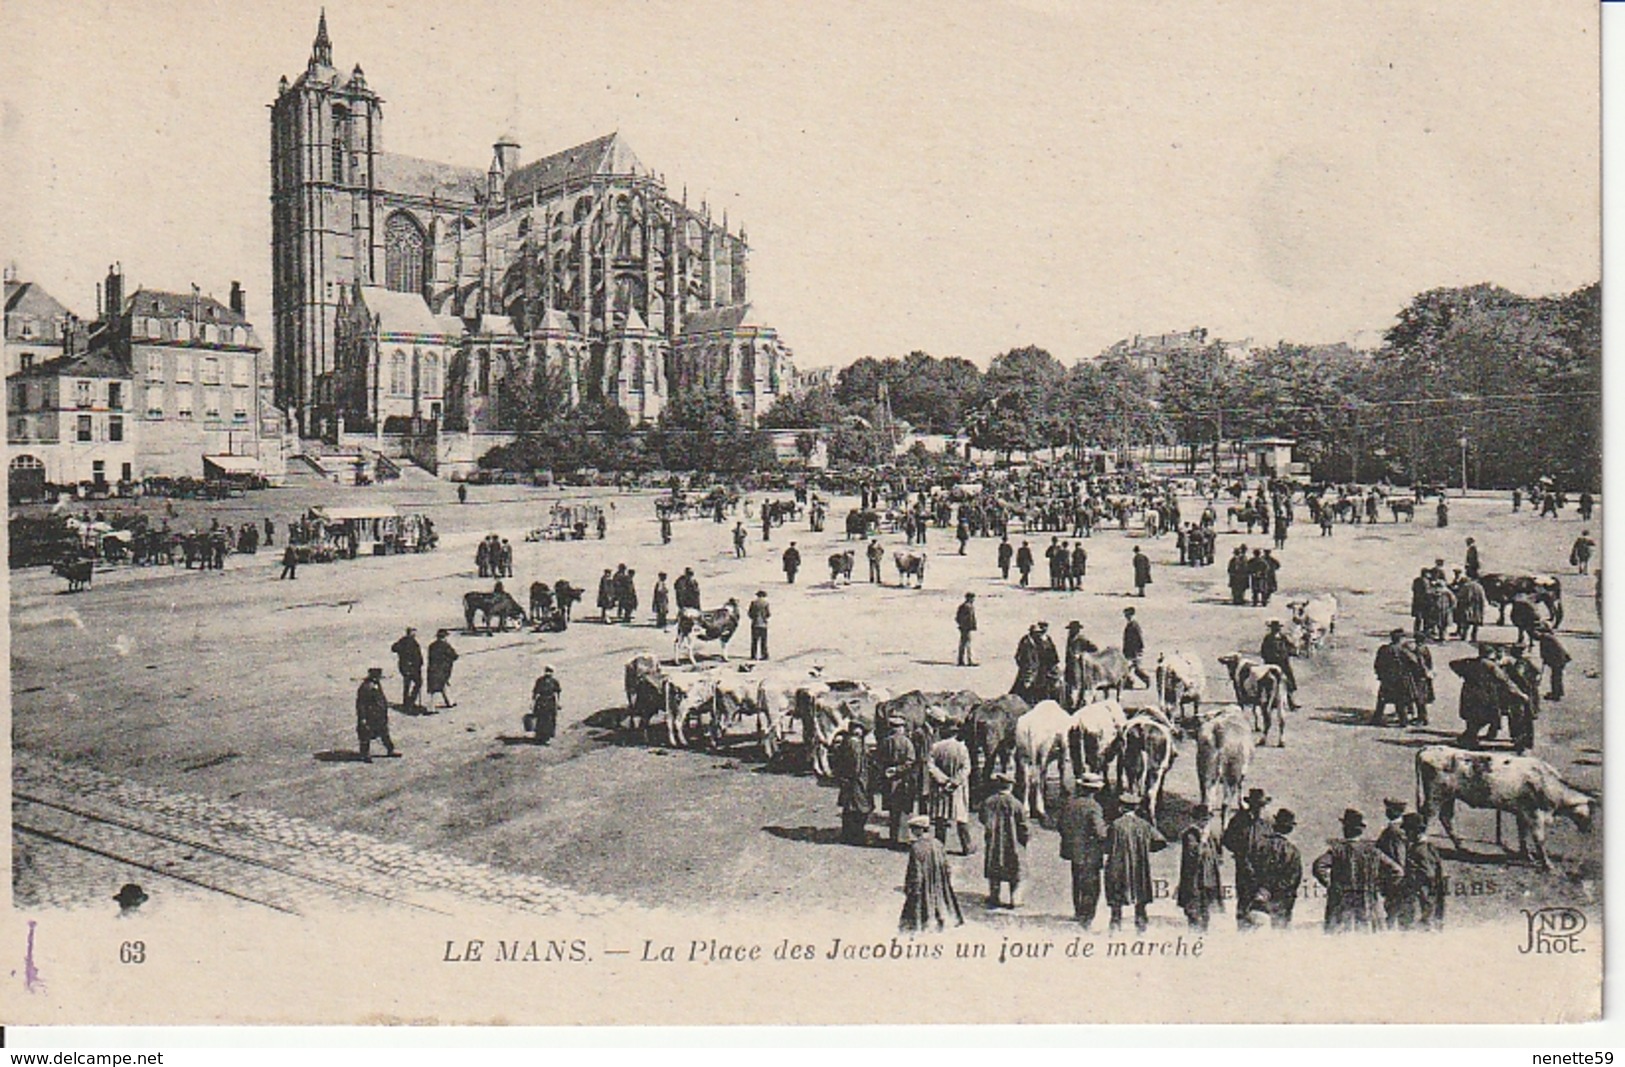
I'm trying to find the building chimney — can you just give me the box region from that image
[230,281,245,315]
[104,263,124,320]
[493,135,520,175]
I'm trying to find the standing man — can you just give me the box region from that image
[1249,808,1304,929]
[749,590,771,661]
[1464,537,1481,579]
[782,541,802,584]
[1122,608,1151,689]
[617,568,639,624]
[899,815,964,935]
[1571,530,1596,575]
[997,536,1014,580]
[877,716,917,847]
[1374,798,1409,928]
[928,725,975,856]
[652,572,671,630]
[426,629,458,710]
[1454,571,1487,642]
[1397,812,1447,930]
[1016,540,1035,588]
[1103,792,1167,934]
[355,668,396,763]
[1221,787,1272,931]
[264,516,275,546]
[1056,772,1109,928]
[659,512,673,545]
[1248,549,1270,607]
[1579,490,1595,522]
[530,666,561,745]
[596,568,616,623]
[1228,546,1250,606]
[1176,805,1224,932]
[1260,619,1298,710]
[1534,622,1571,701]
[955,593,978,667]
[834,722,874,846]
[1131,546,1152,598]
[980,772,1030,909]
[866,539,885,584]
[457,483,468,505]
[733,522,748,559]
[390,627,424,712]
[1313,808,1402,933]
[1373,629,1417,727]
[279,542,298,580]
[674,567,701,612]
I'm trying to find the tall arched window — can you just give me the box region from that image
[332,106,348,183]
[422,351,440,396]
[384,212,430,296]
[390,349,408,395]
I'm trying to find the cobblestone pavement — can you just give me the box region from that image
[13,752,636,918]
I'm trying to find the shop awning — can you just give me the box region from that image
[203,454,262,475]
[311,505,399,522]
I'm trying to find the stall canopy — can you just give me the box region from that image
[203,455,262,478]
[311,505,399,522]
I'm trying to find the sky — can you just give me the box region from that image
[0,0,1600,369]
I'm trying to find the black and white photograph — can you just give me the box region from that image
[0,0,1604,1028]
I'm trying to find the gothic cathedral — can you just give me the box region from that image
[270,13,795,440]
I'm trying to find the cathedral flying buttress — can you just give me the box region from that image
[271,13,794,440]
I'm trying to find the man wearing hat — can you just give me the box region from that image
[390,626,424,712]
[1221,786,1273,930]
[1249,808,1304,928]
[1177,805,1223,932]
[1122,608,1150,689]
[530,666,562,745]
[749,590,771,661]
[1533,621,1571,702]
[1373,629,1418,727]
[355,667,395,763]
[781,541,802,584]
[1131,544,1152,597]
[1375,798,1409,928]
[1396,812,1447,930]
[900,815,963,935]
[927,723,975,856]
[980,771,1030,908]
[1449,643,1527,750]
[834,721,874,846]
[1104,791,1166,934]
[955,592,978,667]
[1012,623,1046,702]
[1057,773,1109,928]
[1260,620,1298,710]
[877,715,918,846]
[426,628,459,710]
[1313,808,1403,933]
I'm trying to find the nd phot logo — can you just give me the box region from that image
[1519,907,1587,954]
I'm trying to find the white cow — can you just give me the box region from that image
[1013,699,1074,819]
[1415,746,1594,871]
[661,667,727,748]
[1287,594,1340,652]
[893,550,928,588]
[1120,714,1177,821]
[1195,705,1254,830]
[1068,698,1128,788]
[1154,651,1206,722]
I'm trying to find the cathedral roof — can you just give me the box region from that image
[679,304,768,335]
[357,286,459,338]
[504,132,647,201]
[376,152,485,204]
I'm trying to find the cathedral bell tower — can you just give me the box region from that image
[270,10,384,438]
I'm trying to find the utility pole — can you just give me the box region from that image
[1459,429,1469,497]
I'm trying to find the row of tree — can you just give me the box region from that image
[480,281,1600,488]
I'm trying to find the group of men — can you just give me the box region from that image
[596,564,642,623]
[1174,522,1219,566]
[1226,546,1283,606]
[475,534,514,579]
[1312,800,1447,932]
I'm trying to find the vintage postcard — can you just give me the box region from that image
[0,0,1601,1026]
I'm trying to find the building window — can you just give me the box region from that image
[232,359,250,386]
[174,320,192,342]
[175,356,193,383]
[201,324,218,344]
[108,383,123,410]
[146,386,163,418]
[384,212,430,296]
[76,380,93,408]
[478,349,490,394]
[389,350,408,395]
[233,392,248,421]
[109,415,123,442]
[203,389,220,419]
[19,353,34,371]
[422,351,439,396]
[202,357,220,385]
[10,383,26,411]
[177,396,193,420]
[19,319,34,338]
[77,414,93,441]
[146,353,163,380]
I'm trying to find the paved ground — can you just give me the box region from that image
[10,476,1602,929]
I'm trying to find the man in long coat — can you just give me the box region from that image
[674,567,701,612]
[1374,798,1409,928]
[877,716,917,846]
[1249,808,1304,928]
[1222,787,1272,930]
[1012,623,1045,702]
[1228,547,1250,605]
[530,666,561,745]
[1131,546,1152,597]
[390,627,424,711]
[1104,793,1166,933]
[355,668,395,762]
[928,725,975,855]
[426,629,458,709]
[1373,629,1421,726]
[1177,805,1224,931]
[1451,646,1526,749]
[1056,773,1108,928]
[980,772,1030,908]
[1395,812,1447,930]
[1015,541,1035,587]
[596,568,616,622]
[1313,809,1402,933]
[900,815,964,934]
[1453,574,1487,642]
[834,722,873,845]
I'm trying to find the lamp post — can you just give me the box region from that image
[1458,431,1469,497]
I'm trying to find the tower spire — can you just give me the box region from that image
[311,8,332,68]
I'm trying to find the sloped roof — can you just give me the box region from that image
[6,280,74,321]
[504,132,646,201]
[535,309,580,336]
[127,288,249,327]
[680,304,768,335]
[376,152,484,203]
[477,314,516,336]
[8,348,129,381]
[357,287,458,337]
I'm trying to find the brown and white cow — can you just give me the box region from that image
[1217,653,1289,746]
[894,550,928,588]
[1286,594,1339,652]
[1067,698,1129,793]
[1120,714,1177,821]
[1154,651,1205,722]
[624,652,667,736]
[1067,647,1136,708]
[1196,705,1254,830]
[674,599,742,665]
[1415,746,1594,871]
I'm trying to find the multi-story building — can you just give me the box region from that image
[4,267,82,377]
[270,13,795,439]
[6,348,135,490]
